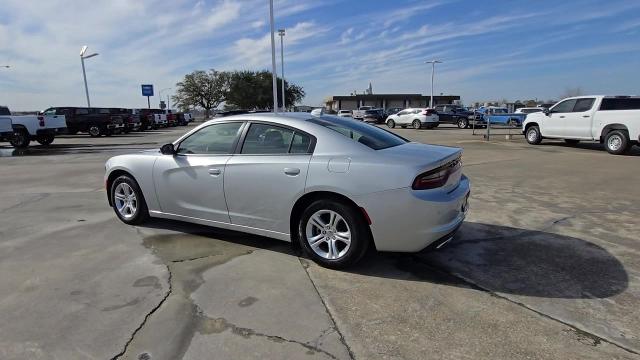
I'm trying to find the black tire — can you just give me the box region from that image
[412,120,422,129]
[387,119,395,128]
[604,130,630,155]
[9,129,30,148]
[564,139,580,145]
[525,125,542,145]
[298,199,370,269]
[110,175,149,225]
[457,118,468,129]
[88,126,101,137]
[36,134,55,146]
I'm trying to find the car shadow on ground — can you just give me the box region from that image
[540,141,640,156]
[353,222,628,299]
[136,219,628,300]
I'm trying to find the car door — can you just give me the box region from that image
[561,98,595,138]
[224,122,314,234]
[396,109,410,124]
[153,121,245,223]
[544,99,576,138]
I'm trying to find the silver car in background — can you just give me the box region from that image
[104,113,470,268]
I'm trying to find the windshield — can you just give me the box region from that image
[308,115,408,150]
[493,108,508,114]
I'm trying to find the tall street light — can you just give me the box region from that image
[268,0,278,113]
[278,28,286,111]
[159,87,172,110]
[425,60,442,108]
[80,46,99,107]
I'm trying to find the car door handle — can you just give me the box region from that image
[208,168,222,176]
[559,116,565,118]
[284,168,300,176]
[582,115,590,118]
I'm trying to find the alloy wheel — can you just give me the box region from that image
[305,210,351,260]
[114,183,137,220]
[607,134,622,151]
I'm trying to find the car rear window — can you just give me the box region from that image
[308,115,408,150]
[600,98,640,111]
[0,106,10,115]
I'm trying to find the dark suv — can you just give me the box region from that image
[42,107,125,137]
[363,109,385,124]
[434,105,474,128]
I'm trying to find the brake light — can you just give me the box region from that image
[422,109,435,116]
[412,158,461,190]
[38,116,45,127]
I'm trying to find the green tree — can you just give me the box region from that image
[225,70,305,110]
[172,70,227,118]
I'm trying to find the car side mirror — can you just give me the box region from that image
[543,108,550,116]
[160,143,176,155]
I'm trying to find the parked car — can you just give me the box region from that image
[386,107,404,116]
[434,104,475,128]
[352,106,374,120]
[1,106,67,147]
[0,107,13,141]
[183,113,193,124]
[363,109,385,124]
[473,106,526,127]
[386,108,439,129]
[523,95,640,155]
[42,107,124,137]
[135,108,167,129]
[104,113,470,268]
[108,108,141,133]
[165,110,178,127]
[515,107,545,114]
[337,110,352,117]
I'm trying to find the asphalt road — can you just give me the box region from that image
[0,122,638,360]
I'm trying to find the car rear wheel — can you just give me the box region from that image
[526,125,542,145]
[9,129,30,148]
[88,126,101,137]
[36,134,55,146]
[298,200,370,269]
[386,119,395,128]
[604,130,630,155]
[110,175,149,225]
[457,118,468,129]
[412,120,422,129]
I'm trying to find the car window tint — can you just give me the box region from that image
[42,108,56,115]
[573,98,595,112]
[177,122,243,155]
[290,132,312,153]
[241,123,294,154]
[75,108,89,115]
[551,99,577,113]
[309,115,408,150]
[599,98,640,110]
[397,110,407,115]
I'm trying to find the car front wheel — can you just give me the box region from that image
[88,126,101,137]
[36,134,55,146]
[526,125,542,145]
[298,200,370,269]
[110,175,149,225]
[387,119,395,128]
[457,118,468,129]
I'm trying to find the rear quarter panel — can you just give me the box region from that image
[105,154,160,211]
[593,110,640,140]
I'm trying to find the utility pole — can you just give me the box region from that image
[278,28,286,111]
[425,60,442,108]
[269,0,278,113]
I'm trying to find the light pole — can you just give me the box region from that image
[159,87,171,110]
[80,46,99,107]
[268,0,278,113]
[425,60,442,108]
[278,28,286,111]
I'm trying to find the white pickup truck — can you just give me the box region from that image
[523,96,640,155]
[0,106,67,148]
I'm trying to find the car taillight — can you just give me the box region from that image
[422,109,434,116]
[412,157,461,190]
[38,116,45,127]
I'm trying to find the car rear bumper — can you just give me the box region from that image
[354,175,470,252]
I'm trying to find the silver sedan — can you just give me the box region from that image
[104,113,470,268]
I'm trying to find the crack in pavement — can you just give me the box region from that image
[408,255,640,356]
[299,258,356,360]
[109,265,173,360]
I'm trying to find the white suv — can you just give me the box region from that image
[523,96,640,154]
[386,108,439,129]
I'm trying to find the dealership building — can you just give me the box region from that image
[325,94,460,111]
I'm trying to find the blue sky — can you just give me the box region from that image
[1,0,639,110]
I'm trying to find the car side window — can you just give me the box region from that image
[572,98,595,112]
[290,132,313,153]
[75,108,89,115]
[42,108,56,115]
[177,122,243,155]
[241,123,294,154]
[397,110,408,116]
[551,99,577,113]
